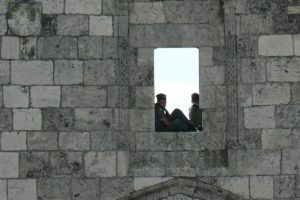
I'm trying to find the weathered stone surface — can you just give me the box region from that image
[27,132,58,150]
[100,178,133,200]
[134,177,171,191]
[57,15,88,36]
[37,0,64,14]
[31,86,60,107]
[42,108,75,131]
[13,109,41,130]
[3,86,29,108]
[85,151,116,177]
[199,66,225,86]
[0,15,7,35]
[129,109,154,131]
[11,60,53,85]
[241,14,272,35]
[50,152,83,176]
[89,16,113,36]
[117,151,130,177]
[19,152,51,178]
[0,109,12,130]
[65,0,102,14]
[8,179,37,200]
[282,148,300,174]
[294,34,300,56]
[1,36,19,59]
[258,35,293,56]
[130,2,165,24]
[202,108,226,132]
[7,3,41,36]
[1,131,26,151]
[135,86,153,108]
[84,60,116,85]
[0,179,6,200]
[138,48,154,67]
[20,37,36,59]
[217,177,249,198]
[250,176,273,199]
[62,86,106,107]
[276,105,300,128]
[0,152,18,178]
[253,83,290,105]
[0,88,2,107]
[199,86,226,108]
[0,60,9,84]
[37,37,77,59]
[291,83,300,104]
[237,149,281,175]
[54,60,83,85]
[129,65,153,86]
[103,0,115,14]
[274,175,296,198]
[199,47,213,67]
[38,179,70,200]
[41,15,57,36]
[238,84,252,107]
[0,0,8,14]
[103,37,118,59]
[262,129,292,149]
[240,58,266,83]
[267,58,300,82]
[71,179,99,200]
[59,132,89,150]
[244,106,275,129]
[238,35,258,58]
[78,36,102,59]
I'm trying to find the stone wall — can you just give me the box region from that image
[0,0,300,199]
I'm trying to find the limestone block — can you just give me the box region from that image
[199,66,225,86]
[54,60,83,85]
[0,152,18,178]
[294,34,300,56]
[241,58,266,84]
[241,15,272,35]
[59,132,89,150]
[199,47,213,67]
[274,175,295,198]
[117,151,129,177]
[36,0,64,14]
[89,16,113,36]
[7,3,41,36]
[0,60,9,84]
[253,84,290,105]
[130,2,165,24]
[137,48,153,67]
[84,60,116,85]
[20,37,37,59]
[267,58,300,82]
[50,152,83,176]
[238,84,252,107]
[38,179,70,200]
[258,35,293,56]
[3,86,29,108]
[65,0,102,14]
[292,129,300,147]
[129,109,154,131]
[217,177,249,198]
[103,0,115,14]
[37,37,77,59]
[57,15,88,36]
[100,178,133,200]
[75,108,113,130]
[27,132,58,150]
[0,0,8,14]
[282,148,300,174]
[0,88,2,107]
[288,6,300,14]
[134,177,171,191]
[31,86,60,107]
[244,106,275,129]
[0,109,12,130]
[292,83,300,104]
[103,37,118,59]
[129,65,153,86]
[238,129,262,151]
[0,15,7,35]
[13,109,41,130]
[85,151,116,177]
[199,86,217,108]
[71,179,99,200]
[262,129,292,149]
[0,180,6,200]
[42,108,74,131]
[237,149,280,175]
[78,36,102,59]
[41,15,57,36]
[1,131,26,151]
[276,105,300,128]
[8,180,37,200]
[11,60,53,85]
[136,86,154,108]
[129,25,144,47]
[1,36,19,59]
[250,176,273,199]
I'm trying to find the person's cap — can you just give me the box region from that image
[156,93,166,100]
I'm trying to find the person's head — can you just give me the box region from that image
[191,93,199,104]
[156,93,166,108]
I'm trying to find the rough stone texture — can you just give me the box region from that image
[0,180,6,200]
[78,36,102,59]
[130,2,166,24]
[117,151,130,177]
[7,3,41,36]
[0,109,12,130]
[240,58,266,84]
[129,109,154,131]
[1,131,27,151]
[8,179,37,200]
[37,0,64,14]
[38,179,70,200]
[11,60,53,85]
[101,178,133,200]
[291,83,300,104]
[250,176,274,199]
[199,47,213,67]
[31,86,60,107]
[89,16,113,36]
[84,151,116,177]
[0,60,10,84]
[65,0,102,14]
[244,106,275,129]
[57,15,88,36]
[276,105,300,128]
[42,108,75,131]
[103,37,118,59]
[134,177,171,191]
[135,86,154,108]
[3,86,29,108]
[262,129,292,149]
[50,152,83,176]
[258,35,294,56]
[0,15,7,35]
[13,109,42,130]
[217,177,249,198]
[267,58,300,82]
[253,83,290,105]
[199,66,225,86]
[59,132,89,150]
[0,152,18,178]
[84,60,116,85]
[54,60,83,85]
[41,15,57,36]
[27,132,58,150]
[238,84,252,107]
[282,148,300,174]
[71,179,99,200]
[294,34,300,56]
[1,36,19,59]
[20,37,37,59]
[274,175,296,198]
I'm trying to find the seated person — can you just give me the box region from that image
[155,93,195,132]
[189,93,203,131]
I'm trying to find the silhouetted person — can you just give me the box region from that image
[189,93,203,131]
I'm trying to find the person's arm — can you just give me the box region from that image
[160,116,171,127]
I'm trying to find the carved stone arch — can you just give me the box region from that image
[117,178,244,200]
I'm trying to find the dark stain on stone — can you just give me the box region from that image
[74,194,80,198]
[103,119,111,128]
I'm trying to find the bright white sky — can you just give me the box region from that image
[154,48,199,117]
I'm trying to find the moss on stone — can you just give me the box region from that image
[7,4,20,19]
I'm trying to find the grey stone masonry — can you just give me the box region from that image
[57,15,88,36]
[54,60,83,85]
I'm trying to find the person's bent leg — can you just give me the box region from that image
[170,109,196,131]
